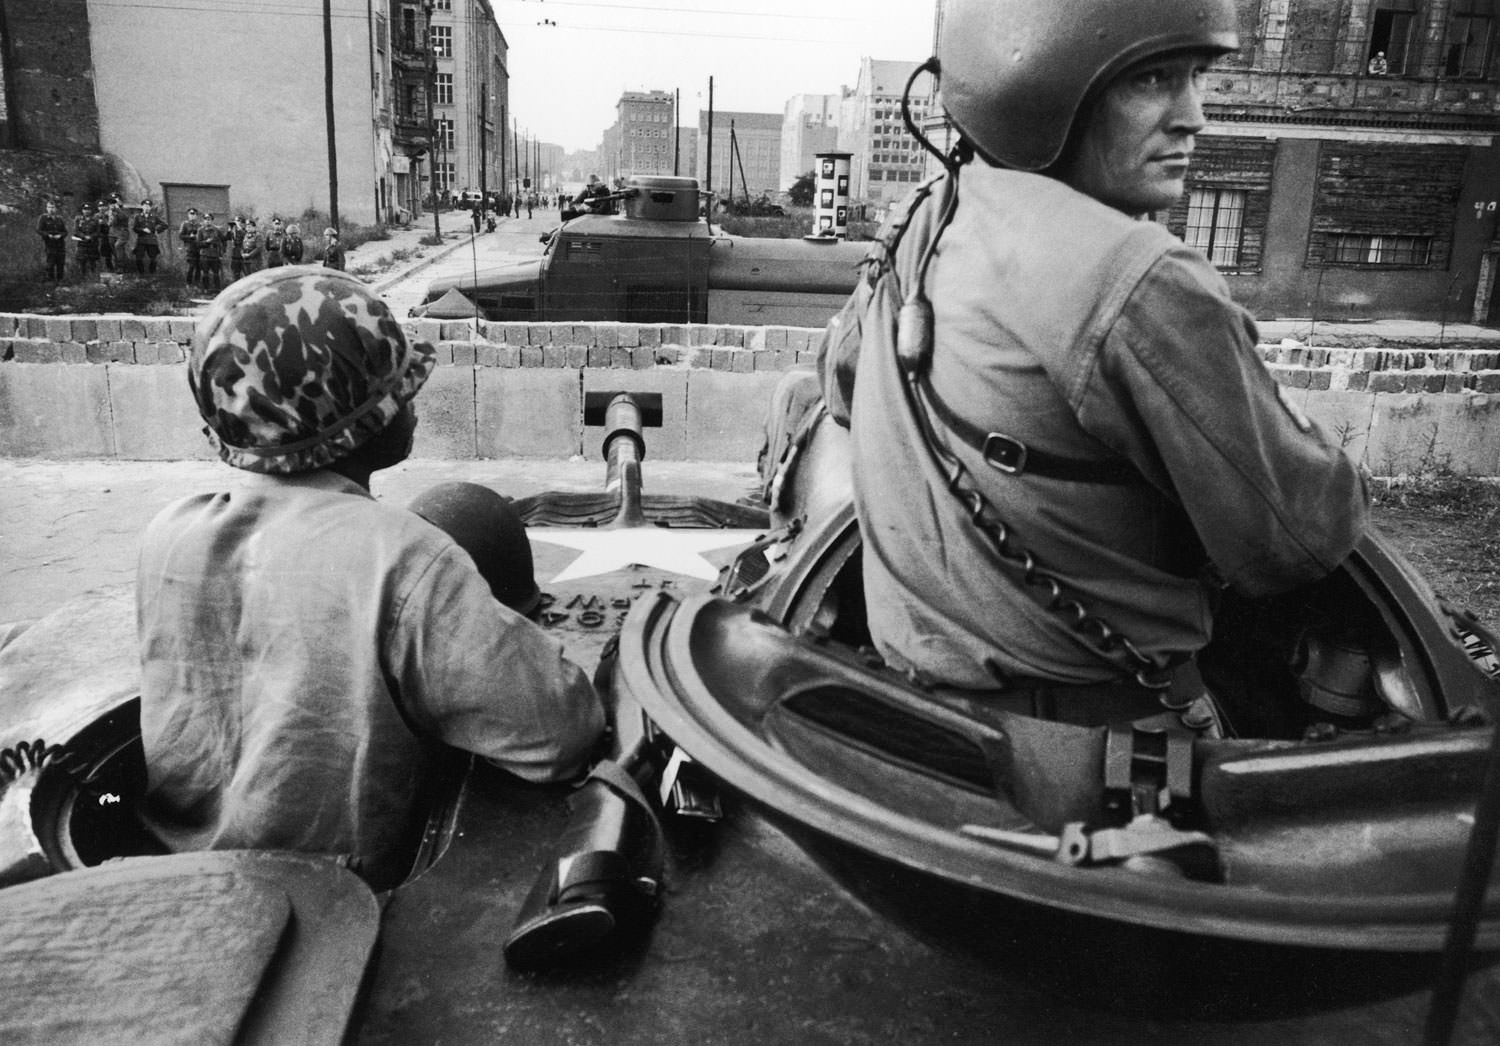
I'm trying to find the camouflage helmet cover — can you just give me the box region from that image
[190,266,436,474]
[939,0,1239,171]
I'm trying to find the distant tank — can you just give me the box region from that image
[413,175,868,329]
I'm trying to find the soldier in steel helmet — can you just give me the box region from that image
[818,0,1369,730]
[136,268,605,888]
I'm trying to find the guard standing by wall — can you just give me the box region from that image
[133,199,169,275]
[72,202,100,280]
[179,208,202,288]
[36,199,68,282]
[196,212,225,293]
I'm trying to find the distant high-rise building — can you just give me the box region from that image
[839,58,928,207]
[697,110,782,200]
[781,94,841,190]
[604,90,676,182]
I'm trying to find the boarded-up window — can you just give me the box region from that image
[1307,142,1466,269]
[1165,136,1274,273]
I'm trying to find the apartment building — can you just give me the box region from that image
[840,59,930,207]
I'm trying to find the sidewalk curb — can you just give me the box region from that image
[370,223,479,294]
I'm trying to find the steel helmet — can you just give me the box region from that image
[190,266,436,474]
[938,0,1239,171]
[409,482,542,617]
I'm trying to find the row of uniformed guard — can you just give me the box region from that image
[34,196,346,291]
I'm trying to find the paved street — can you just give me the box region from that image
[369,206,554,317]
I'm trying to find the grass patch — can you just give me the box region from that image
[1373,472,1500,519]
[713,206,879,241]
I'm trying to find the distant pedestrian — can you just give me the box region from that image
[133,199,169,274]
[321,227,345,270]
[526,193,534,219]
[283,223,305,264]
[242,218,263,274]
[72,202,101,280]
[197,212,225,293]
[37,199,68,282]
[264,216,286,268]
[471,206,482,233]
[179,207,202,287]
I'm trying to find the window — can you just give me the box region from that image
[1327,233,1432,265]
[400,6,416,48]
[430,24,452,59]
[1184,188,1246,267]
[1445,2,1495,77]
[433,0,451,8]
[1370,2,1418,74]
[437,117,455,150]
[433,161,455,191]
[436,73,453,106]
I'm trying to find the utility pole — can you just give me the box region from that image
[499,102,507,209]
[673,88,680,175]
[426,0,439,243]
[705,76,713,227]
[323,0,339,229]
[479,83,488,213]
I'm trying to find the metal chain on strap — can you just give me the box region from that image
[885,165,1175,692]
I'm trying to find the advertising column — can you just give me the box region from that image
[810,152,852,239]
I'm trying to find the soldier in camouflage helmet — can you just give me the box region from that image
[138,267,604,887]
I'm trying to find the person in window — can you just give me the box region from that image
[137,268,604,888]
[1368,51,1389,75]
[818,0,1369,730]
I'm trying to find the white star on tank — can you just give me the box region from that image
[528,527,761,583]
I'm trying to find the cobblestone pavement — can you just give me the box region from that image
[0,457,757,625]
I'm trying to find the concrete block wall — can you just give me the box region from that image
[2,312,1499,475]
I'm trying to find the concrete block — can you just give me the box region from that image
[654,346,681,366]
[709,347,732,370]
[22,317,46,338]
[684,369,786,461]
[587,345,608,368]
[638,326,661,348]
[543,344,568,368]
[451,342,476,366]
[106,363,210,459]
[412,319,443,345]
[663,325,689,346]
[617,325,640,348]
[440,320,477,341]
[596,325,620,349]
[169,318,198,341]
[787,329,813,351]
[142,318,172,340]
[476,343,502,367]
[521,346,544,367]
[1434,393,1500,476]
[565,345,587,368]
[70,318,98,342]
[97,317,122,341]
[120,318,147,340]
[412,365,477,459]
[476,366,580,457]
[610,346,631,369]
[731,349,755,373]
[0,361,115,458]
[43,317,72,343]
[0,314,17,336]
[1369,372,1407,393]
[582,368,689,460]
[59,341,87,364]
[14,339,62,363]
[766,328,788,349]
[1366,393,1443,476]
[718,327,745,348]
[1303,389,1374,468]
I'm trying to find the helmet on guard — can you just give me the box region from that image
[938,0,1239,172]
[408,482,542,617]
[189,267,436,474]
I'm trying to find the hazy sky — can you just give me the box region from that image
[494,0,938,153]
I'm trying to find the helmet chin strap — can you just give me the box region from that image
[901,58,969,176]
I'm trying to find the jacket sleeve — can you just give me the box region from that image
[1080,243,1370,598]
[387,544,606,782]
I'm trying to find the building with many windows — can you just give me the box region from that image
[697,110,782,200]
[425,0,507,201]
[840,59,929,207]
[781,94,841,191]
[602,91,677,182]
[917,0,1500,324]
